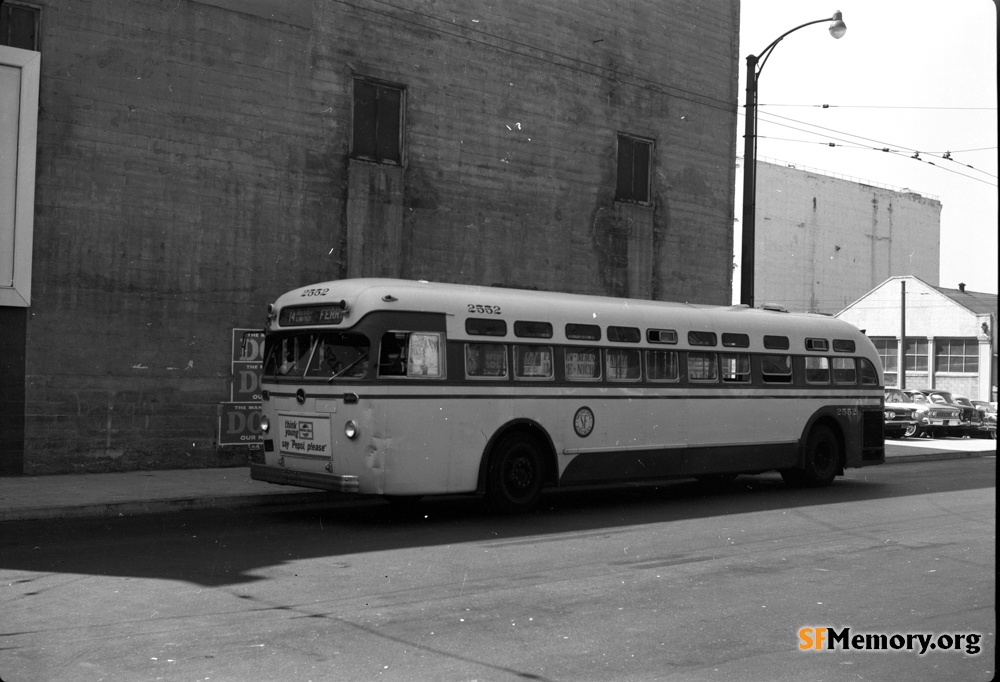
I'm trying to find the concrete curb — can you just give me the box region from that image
[883,449,994,465]
[0,491,339,523]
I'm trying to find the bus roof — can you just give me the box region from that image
[269,278,874,353]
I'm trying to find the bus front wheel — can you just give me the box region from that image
[781,425,840,488]
[487,432,545,514]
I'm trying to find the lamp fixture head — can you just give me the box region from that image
[829,11,847,39]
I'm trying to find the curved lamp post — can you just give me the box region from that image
[740,11,847,307]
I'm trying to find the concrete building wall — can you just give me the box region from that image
[9,0,739,473]
[754,161,941,314]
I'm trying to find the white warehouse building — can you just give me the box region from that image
[837,276,997,402]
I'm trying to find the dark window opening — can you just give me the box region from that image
[722,333,750,348]
[832,339,856,353]
[688,331,717,347]
[607,326,640,343]
[1,3,39,50]
[352,78,403,164]
[764,335,790,350]
[566,323,601,341]
[514,321,553,339]
[466,318,507,336]
[615,134,652,203]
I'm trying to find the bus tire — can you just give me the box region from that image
[781,424,840,488]
[487,432,545,514]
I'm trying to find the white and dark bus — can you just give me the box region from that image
[250,279,885,512]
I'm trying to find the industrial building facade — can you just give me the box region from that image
[837,276,997,402]
[0,0,739,474]
[751,160,942,315]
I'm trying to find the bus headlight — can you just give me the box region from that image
[260,415,270,433]
[345,420,358,439]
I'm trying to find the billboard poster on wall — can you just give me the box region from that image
[218,328,264,446]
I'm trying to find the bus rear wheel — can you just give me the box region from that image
[781,425,840,488]
[487,432,545,514]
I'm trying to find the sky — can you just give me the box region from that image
[734,0,998,301]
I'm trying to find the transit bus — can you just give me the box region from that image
[250,278,885,513]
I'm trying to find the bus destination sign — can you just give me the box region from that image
[280,305,344,326]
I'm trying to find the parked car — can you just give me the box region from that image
[883,389,920,439]
[910,389,978,438]
[971,400,997,440]
[900,390,963,438]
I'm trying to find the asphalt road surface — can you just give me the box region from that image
[1,457,994,681]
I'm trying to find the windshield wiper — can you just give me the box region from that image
[328,352,369,382]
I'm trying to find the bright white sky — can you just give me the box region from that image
[734,0,998,300]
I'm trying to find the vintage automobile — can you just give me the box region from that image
[900,390,963,438]
[883,389,920,439]
[909,389,979,438]
[971,400,997,440]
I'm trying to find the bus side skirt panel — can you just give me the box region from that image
[558,441,800,485]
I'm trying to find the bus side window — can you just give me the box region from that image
[832,357,857,384]
[688,352,718,382]
[378,332,408,377]
[805,356,830,384]
[761,354,792,383]
[606,348,641,381]
[859,358,880,385]
[466,343,508,378]
[721,353,750,383]
[515,345,553,379]
[407,333,444,377]
[565,347,601,380]
[646,350,679,381]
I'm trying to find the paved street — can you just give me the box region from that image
[1,456,994,681]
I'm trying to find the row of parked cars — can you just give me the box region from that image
[884,389,997,440]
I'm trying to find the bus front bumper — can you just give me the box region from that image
[250,463,360,493]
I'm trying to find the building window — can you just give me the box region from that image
[352,78,403,165]
[0,3,39,50]
[935,338,978,372]
[872,337,897,385]
[615,134,652,204]
[904,338,928,372]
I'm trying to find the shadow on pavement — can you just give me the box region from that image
[0,457,994,588]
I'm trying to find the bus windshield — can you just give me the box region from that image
[263,331,370,381]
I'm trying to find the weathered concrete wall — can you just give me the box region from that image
[754,161,941,314]
[21,0,738,473]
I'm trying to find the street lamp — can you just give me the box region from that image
[740,11,846,308]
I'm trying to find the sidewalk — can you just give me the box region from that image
[0,441,994,522]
